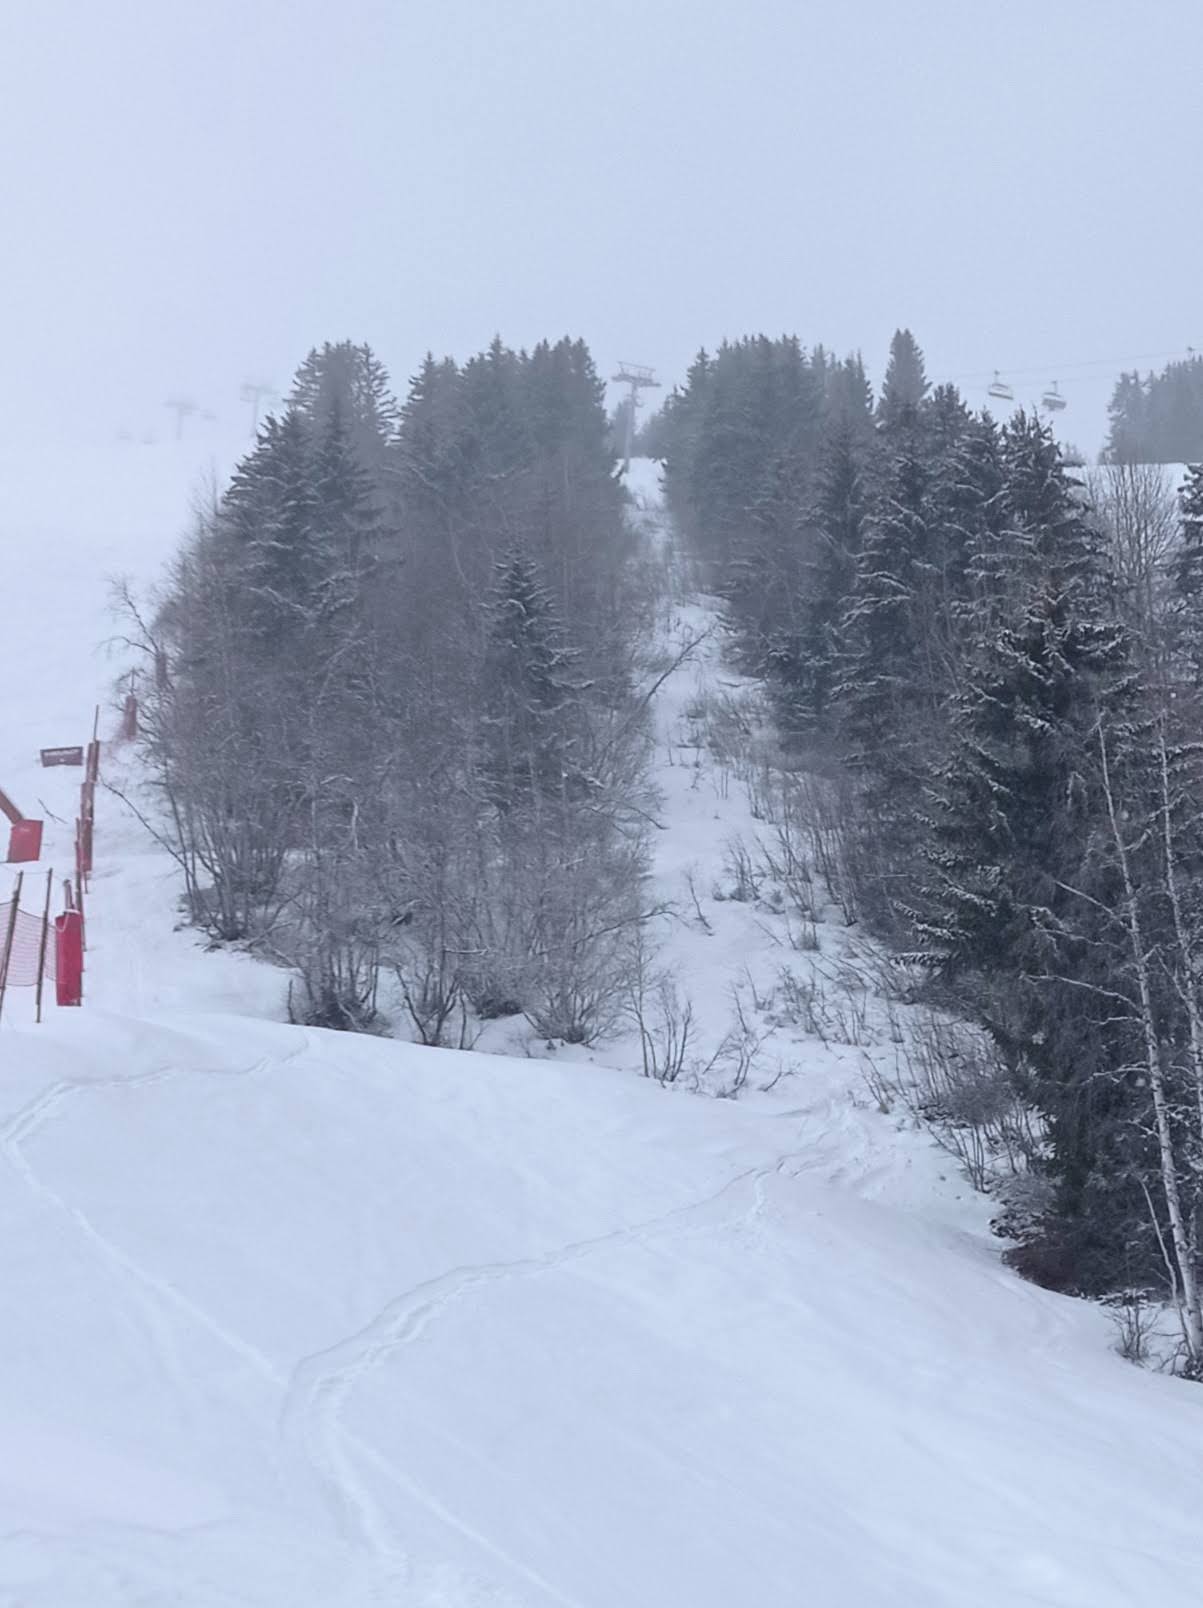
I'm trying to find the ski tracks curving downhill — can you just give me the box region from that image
[0,1039,315,1400]
[280,1147,804,1604]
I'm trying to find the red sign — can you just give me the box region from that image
[6,820,43,864]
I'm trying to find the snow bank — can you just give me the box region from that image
[3,1014,1203,1604]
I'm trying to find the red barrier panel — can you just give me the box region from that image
[55,911,83,1006]
[7,820,43,863]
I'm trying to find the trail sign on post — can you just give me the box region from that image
[7,821,43,863]
[2,785,45,863]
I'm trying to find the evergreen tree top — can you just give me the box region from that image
[879,329,931,429]
[288,340,400,466]
[1105,353,1203,463]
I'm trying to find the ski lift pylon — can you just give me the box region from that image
[987,370,1013,402]
[1041,381,1067,412]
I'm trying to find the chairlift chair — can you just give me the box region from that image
[987,371,1014,402]
[1041,381,1066,412]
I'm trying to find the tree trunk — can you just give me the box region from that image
[1100,723,1203,1364]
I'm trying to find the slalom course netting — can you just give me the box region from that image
[0,901,55,986]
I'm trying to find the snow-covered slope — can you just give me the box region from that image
[3,450,1203,1606]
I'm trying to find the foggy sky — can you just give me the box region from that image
[3,0,1199,459]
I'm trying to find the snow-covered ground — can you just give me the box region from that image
[3,451,1203,1605]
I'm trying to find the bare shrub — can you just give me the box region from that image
[707,987,771,1099]
[866,1011,1042,1191]
[716,836,761,903]
[522,839,652,1046]
[755,806,818,921]
[681,866,714,934]
[1105,1289,1159,1367]
[625,935,696,1085]
[771,966,836,1043]
[525,938,631,1045]
[860,1051,897,1114]
[284,905,381,1033]
[461,960,527,1021]
[695,685,760,772]
[785,769,858,925]
[783,912,820,951]
[274,824,385,1032]
[742,746,781,823]
[391,937,476,1049]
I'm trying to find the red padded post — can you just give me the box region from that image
[55,911,83,1006]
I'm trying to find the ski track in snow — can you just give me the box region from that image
[280,1149,803,1603]
[2,1023,810,1606]
[0,1046,311,1404]
[0,1035,812,1605]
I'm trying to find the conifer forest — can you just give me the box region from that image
[133,326,1203,1354]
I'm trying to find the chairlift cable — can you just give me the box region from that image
[944,345,1198,387]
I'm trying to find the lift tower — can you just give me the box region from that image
[240,381,277,437]
[164,397,198,440]
[611,361,660,472]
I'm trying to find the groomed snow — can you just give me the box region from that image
[2,449,1203,1605]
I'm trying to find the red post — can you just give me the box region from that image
[55,910,83,1006]
[78,781,94,877]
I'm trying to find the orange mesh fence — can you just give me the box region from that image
[0,901,55,986]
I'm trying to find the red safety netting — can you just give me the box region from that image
[0,901,55,986]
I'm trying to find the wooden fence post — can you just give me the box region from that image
[35,868,52,1025]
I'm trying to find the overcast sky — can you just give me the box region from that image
[2,0,1199,458]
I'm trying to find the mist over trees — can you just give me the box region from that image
[655,329,1203,1340]
[1106,354,1203,464]
[134,336,656,1046]
[128,317,1203,1340]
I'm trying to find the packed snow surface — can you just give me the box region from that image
[2,449,1203,1605]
